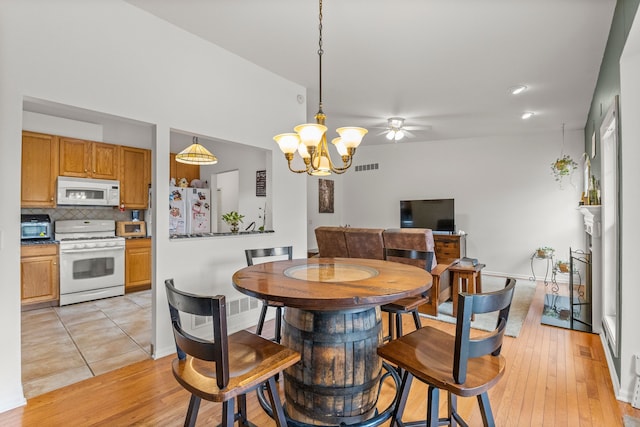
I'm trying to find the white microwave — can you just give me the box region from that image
[57,176,120,206]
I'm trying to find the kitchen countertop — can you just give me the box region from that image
[170,230,275,239]
[21,239,59,246]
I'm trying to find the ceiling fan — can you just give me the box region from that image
[378,117,431,142]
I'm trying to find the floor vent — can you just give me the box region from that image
[355,163,379,172]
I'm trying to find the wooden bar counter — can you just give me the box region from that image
[232,257,432,426]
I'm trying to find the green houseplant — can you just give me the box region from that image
[222,211,244,234]
[536,246,555,258]
[556,260,570,273]
[551,154,578,185]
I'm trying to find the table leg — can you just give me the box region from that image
[282,307,383,425]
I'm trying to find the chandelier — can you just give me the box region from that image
[273,0,367,176]
[175,136,218,165]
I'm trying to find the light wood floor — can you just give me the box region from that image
[2,280,639,426]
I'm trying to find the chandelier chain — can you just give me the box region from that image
[318,0,324,109]
[272,0,367,176]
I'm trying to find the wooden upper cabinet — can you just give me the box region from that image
[59,137,119,180]
[170,153,200,185]
[21,131,59,208]
[91,142,120,179]
[120,146,150,209]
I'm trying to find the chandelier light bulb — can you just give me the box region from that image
[521,111,534,120]
[336,127,368,149]
[386,131,395,141]
[297,143,310,159]
[294,123,327,147]
[394,130,405,141]
[273,133,301,154]
[331,137,349,156]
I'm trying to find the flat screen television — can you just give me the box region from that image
[400,199,455,232]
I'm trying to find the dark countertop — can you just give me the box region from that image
[21,239,58,246]
[170,230,275,239]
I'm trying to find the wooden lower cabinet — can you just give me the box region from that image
[21,244,59,310]
[125,238,151,293]
[433,234,467,264]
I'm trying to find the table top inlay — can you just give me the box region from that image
[284,263,379,282]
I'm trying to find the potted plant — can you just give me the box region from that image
[551,154,578,184]
[222,211,244,234]
[536,246,554,258]
[556,260,570,273]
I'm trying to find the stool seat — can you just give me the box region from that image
[449,263,486,320]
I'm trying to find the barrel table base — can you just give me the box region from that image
[282,306,383,426]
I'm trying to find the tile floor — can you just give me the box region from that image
[21,290,152,399]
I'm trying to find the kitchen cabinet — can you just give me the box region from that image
[21,244,59,310]
[125,238,151,293]
[21,131,59,208]
[170,153,200,185]
[120,146,151,209]
[59,137,119,180]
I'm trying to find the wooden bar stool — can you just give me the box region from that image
[449,262,486,319]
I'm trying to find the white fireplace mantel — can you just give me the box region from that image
[579,205,601,238]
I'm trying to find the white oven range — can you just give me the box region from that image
[55,219,125,306]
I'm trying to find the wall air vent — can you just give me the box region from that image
[355,163,379,172]
[191,297,260,329]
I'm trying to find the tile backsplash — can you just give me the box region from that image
[21,207,142,223]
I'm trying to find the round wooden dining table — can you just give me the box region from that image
[232,257,432,426]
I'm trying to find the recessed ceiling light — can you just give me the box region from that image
[509,85,527,95]
[521,111,534,120]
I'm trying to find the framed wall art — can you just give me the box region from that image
[319,179,334,213]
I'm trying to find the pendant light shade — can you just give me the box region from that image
[176,137,218,165]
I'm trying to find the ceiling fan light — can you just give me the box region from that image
[386,131,395,141]
[521,111,534,120]
[388,117,405,128]
[294,123,327,147]
[394,129,405,141]
[336,127,368,148]
[273,133,301,154]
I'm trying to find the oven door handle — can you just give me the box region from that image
[60,247,124,254]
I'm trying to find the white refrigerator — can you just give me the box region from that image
[169,186,211,235]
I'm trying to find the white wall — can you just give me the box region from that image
[618,5,640,402]
[325,131,586,279]
[0,0,307,412]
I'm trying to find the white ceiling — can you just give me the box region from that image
[124,0,616,146]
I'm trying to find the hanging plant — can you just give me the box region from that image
[550,123,578,187]
[551,154,578,182]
